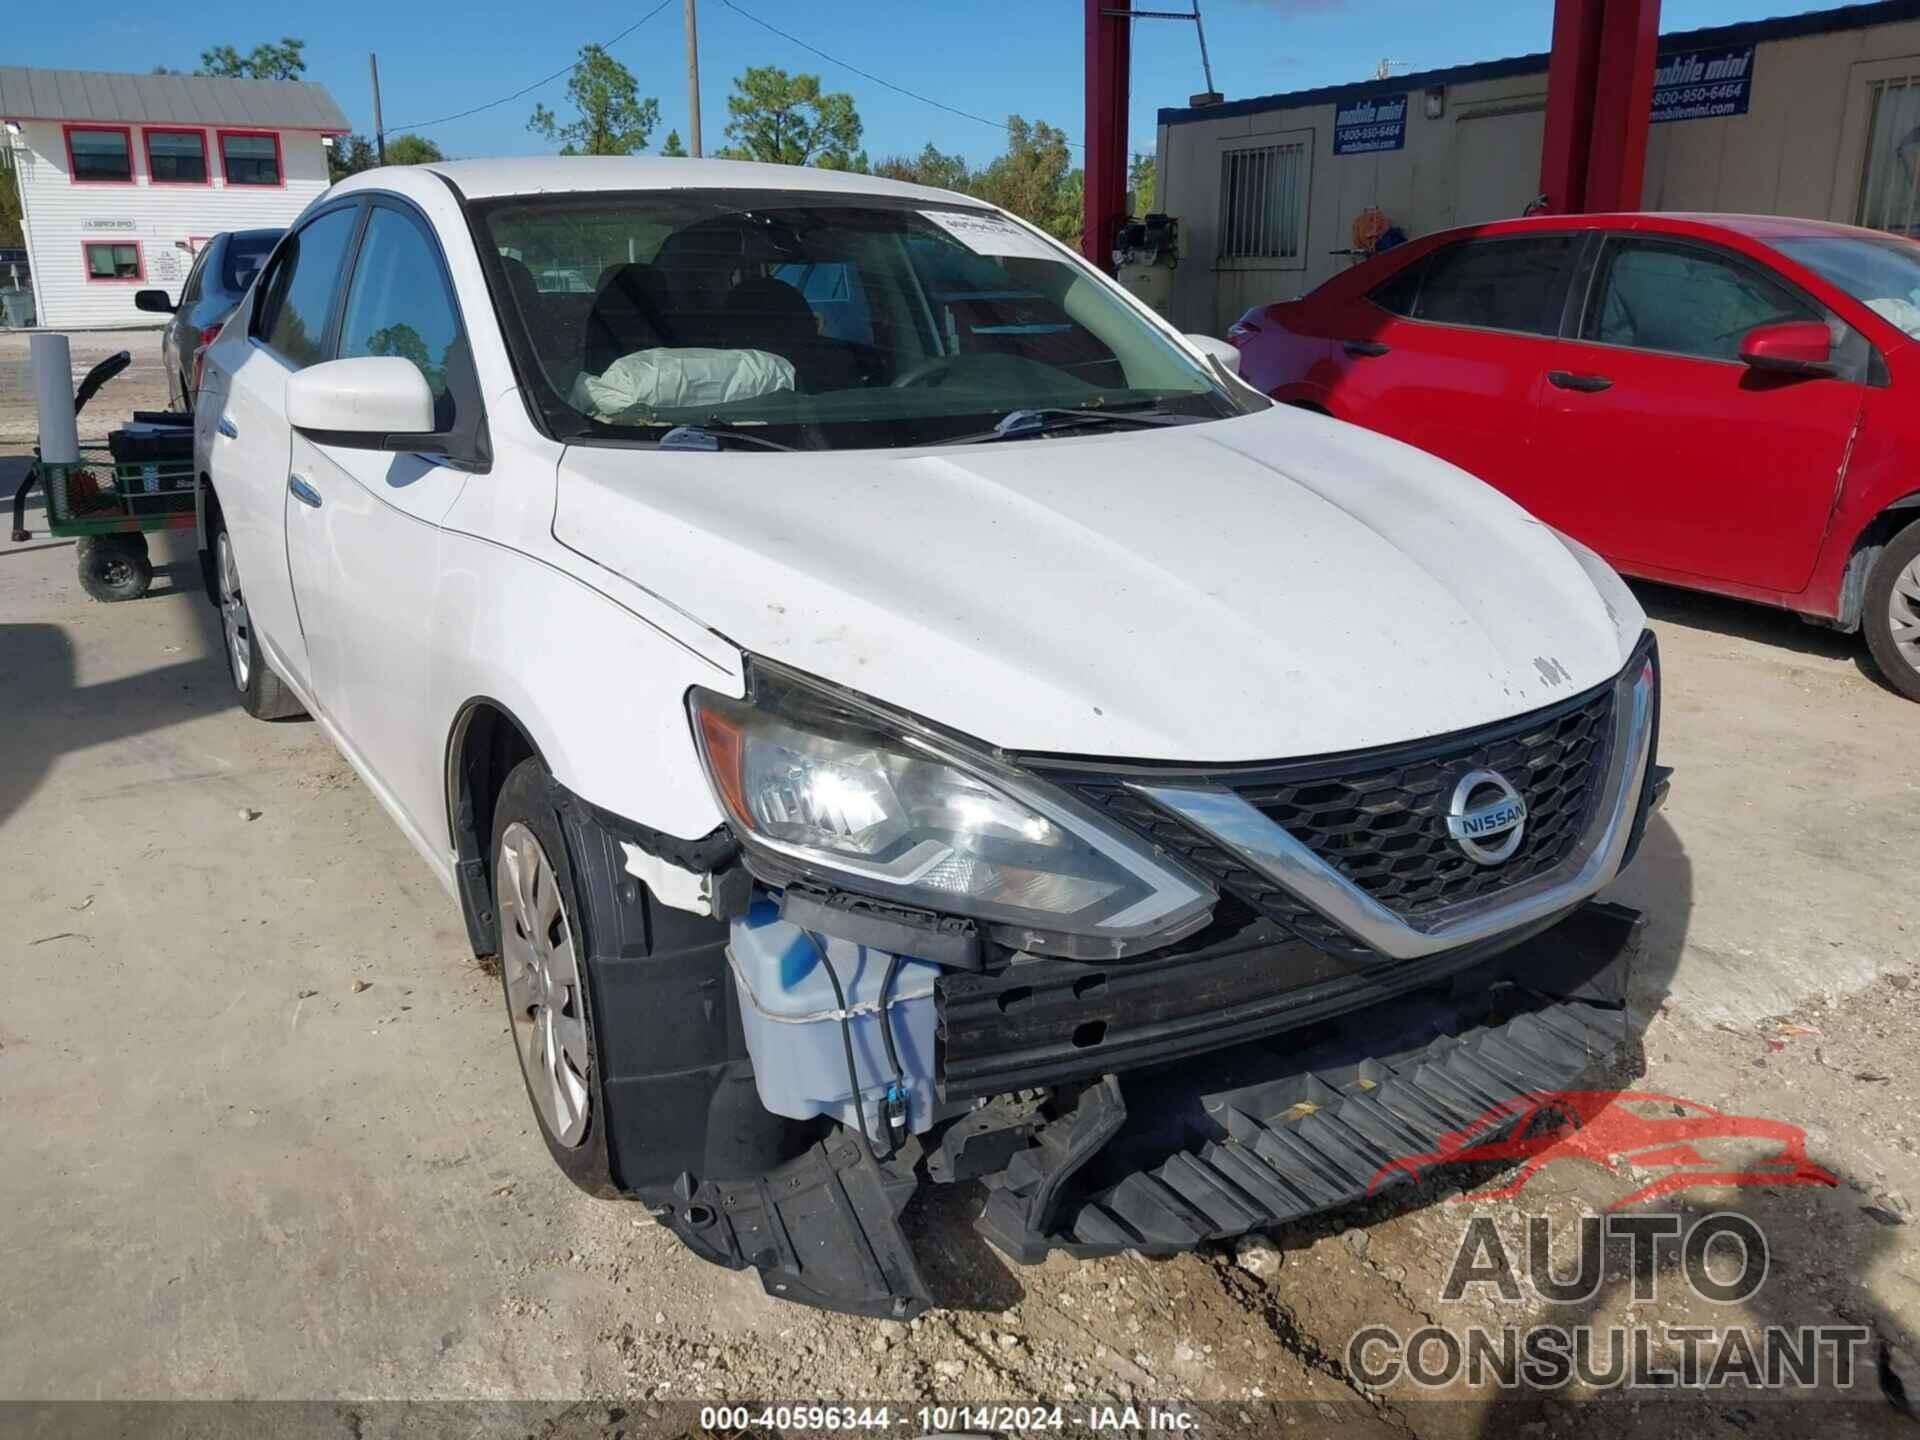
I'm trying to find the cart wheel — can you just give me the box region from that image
[75,533,153,603]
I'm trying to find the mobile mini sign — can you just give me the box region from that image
[1334,93,1409,155]
[1652,43,1756,124]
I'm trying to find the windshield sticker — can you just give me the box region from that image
[919,209,1061,262]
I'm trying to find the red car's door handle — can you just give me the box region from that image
[1343,340,1391,358]
[1548,370,1613,393]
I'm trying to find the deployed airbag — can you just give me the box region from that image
[570,347,796,419]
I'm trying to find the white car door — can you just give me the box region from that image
[284,198,483,847]
[216,201,365,700]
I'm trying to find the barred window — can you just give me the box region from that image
[1218,141,1306,262]
[1856,74,1920,236]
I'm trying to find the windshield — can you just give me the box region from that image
[1773,233,1920,340]
[471,189,1249,450]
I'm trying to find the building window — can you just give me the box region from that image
[220,131,282,186]
[145,129,209,184]
[65,126,134,183]
[1218,141,1308,263]
[84,242,143,281]
[1857,75,1920,236]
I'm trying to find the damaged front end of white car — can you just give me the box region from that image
[549,642,1667,1320]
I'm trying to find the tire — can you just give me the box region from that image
[75,533,153,602]
[210,515,306,720]
[491,756,619,1197]
[1863,517,1920,704]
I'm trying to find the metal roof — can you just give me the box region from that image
[0,66,350,132]
[1160,0,1920,127]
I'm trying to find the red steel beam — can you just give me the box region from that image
[1084,0,1132,270]
[1585,0,1661,211]
[1539,0,1605,213]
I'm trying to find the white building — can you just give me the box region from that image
[0,66,349,328]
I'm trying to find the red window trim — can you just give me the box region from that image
[63,123,136,185]
[216,128,286,188]
[82,239,145,283]
[142,127,211,186]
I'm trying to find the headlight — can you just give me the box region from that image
[689,662,1215,959]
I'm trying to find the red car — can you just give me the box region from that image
[1230,213,1920,700]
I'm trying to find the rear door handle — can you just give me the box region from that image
[217,416,239,439]
[1342,340,1391,358]
[1548,370,1613,393]
[288,474,322,509]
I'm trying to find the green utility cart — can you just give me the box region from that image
[9,350,196,602]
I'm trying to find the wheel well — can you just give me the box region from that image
[446,700,539,958]
[1836,494,1920,631]
[196,475,221,608]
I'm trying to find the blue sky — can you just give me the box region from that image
[30,0,1861,167]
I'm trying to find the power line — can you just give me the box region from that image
[715,0,1150,160]
[386,0,677,133]
[716,0,1016,139]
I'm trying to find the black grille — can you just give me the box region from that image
[1059,682,1617,957]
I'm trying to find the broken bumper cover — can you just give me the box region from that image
[664,899,1640,1315]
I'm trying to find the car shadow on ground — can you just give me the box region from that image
[1627,578,1904,698]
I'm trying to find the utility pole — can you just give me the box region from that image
[369,53,387,165]
[684,0,704,156]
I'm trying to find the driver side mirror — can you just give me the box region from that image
[1185,333,1241,376]
[1739,320,1835,378]
[286,356,440,450]
[134,289,176,314]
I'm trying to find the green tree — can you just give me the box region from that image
[528,45,660,156]
[382,133,445,165]
[873,143,970,192]
[1129,153,1156,216]
[971,116,1083,243]
[327,133,377,183]
[198,38,307,81]
[660,129,688,157]
[717,66,862,169]
[0,161,23,248]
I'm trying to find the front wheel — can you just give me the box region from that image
[1863,518,1920,703]
[211,519,305,720]
[491,757,619,1196]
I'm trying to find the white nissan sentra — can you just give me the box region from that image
[195,157,1668,1317]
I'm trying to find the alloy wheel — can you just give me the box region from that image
[497,821,590,1147]
[217,532,251,691]
[1890,554,1920,675]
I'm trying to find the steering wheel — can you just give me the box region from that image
[891,355,955,389]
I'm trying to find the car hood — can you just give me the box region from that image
[554,408,1641,761]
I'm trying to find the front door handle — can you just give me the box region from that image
[1343,340,1391,358]
[288,474,322,509]
[1548,370,1613,393]
[216,415,239,439]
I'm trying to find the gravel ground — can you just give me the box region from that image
[1,336,1914,1439]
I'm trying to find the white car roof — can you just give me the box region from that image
[378,154,981,208]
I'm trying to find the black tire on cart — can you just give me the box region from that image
[75,533,152,603]
[1863,516,1920,704]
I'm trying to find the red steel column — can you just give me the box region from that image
[1585,0,1661,211]
[1084,0,1131,270]
[1539,0,1605,213]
